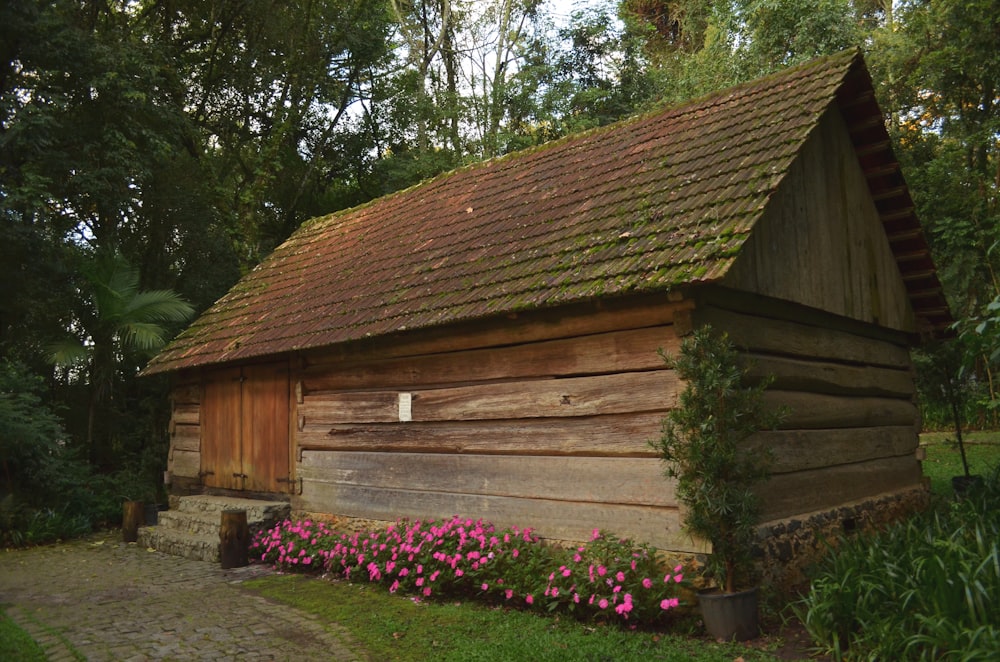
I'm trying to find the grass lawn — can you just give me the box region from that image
[920,430,1000,495]
[0,612,46,662]
[243,574,786,661]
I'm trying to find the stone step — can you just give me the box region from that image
[139,495,291,563]
[173,495,291,523]
[137,527,220,564]
[155,510,223,538]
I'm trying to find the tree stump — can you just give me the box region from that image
[122,500,145,542]
[220,509,249,569]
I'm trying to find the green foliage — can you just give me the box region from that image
[799,464,1000,660]
[0,361,67,497]
[652,327,783,593]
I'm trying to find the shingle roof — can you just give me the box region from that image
[143,50,949,376]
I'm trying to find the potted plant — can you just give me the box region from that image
[651,326,784,641]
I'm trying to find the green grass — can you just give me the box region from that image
[920,431,1000,495]
[243,575,782,661]
[0,612,46,662]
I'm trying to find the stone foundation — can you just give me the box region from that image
[755,486,930,591]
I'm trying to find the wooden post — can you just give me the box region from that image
[220,509,249,569]
[122,500,145,542]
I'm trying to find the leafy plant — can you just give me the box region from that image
[251,516,686,627]
[651,326,784,593]
[799,463,1000,660]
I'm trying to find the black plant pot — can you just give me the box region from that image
[698,587,759,641]
[952,474,983,496]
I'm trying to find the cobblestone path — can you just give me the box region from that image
[0,531,364,661]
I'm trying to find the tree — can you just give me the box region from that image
[49,251,194,465]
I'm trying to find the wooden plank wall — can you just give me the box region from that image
[696,303,922,522]
[168,379,201,483]
[294,299,704,552]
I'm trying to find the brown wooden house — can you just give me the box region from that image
[144,51,950,557]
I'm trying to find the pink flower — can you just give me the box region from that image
[616,571,625,582]
[416,577,424,587]
[512,549,519,558]
[642,577,653,589]
[660,598,680,610]
[598,598,609,609]
[591,528,601,540]
[423,587,432,597]
[481,583,489,591]
[551,587,559,597]
[390,580,400,593]
[505,589,514,600]
[561,567,572,578]
[615,599,633,615]
[597,565,607,577]
[573,553,582,563]
[573,593,580,603]
[525,594,534,605]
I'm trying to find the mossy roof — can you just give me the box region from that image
[143,50,949,375]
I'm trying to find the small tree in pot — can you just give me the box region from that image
[652,326,784,639]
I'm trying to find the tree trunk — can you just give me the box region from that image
[122,500,145,542]
[220,509,250,569]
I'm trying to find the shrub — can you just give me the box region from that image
[799,464,1000,660]
[251,516,686,626]
[652,326,782,593]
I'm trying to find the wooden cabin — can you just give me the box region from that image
[144,51,950,561]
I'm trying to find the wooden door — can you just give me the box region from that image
[201,367,243,490]
[241,362,290,492]
[201,363,290,492]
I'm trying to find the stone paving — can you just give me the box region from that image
[0,530,365,661]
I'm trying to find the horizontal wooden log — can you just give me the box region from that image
[746,426,917,474]
[302,326,679,393]
[296,413,662,457]
[303,295,693,367]
[761,455,922,521]
[169,449,200,478]
[171,384,201,406]
[300,370,679,425]
[171,424,200,453]
[765,391,917,429]
[749,355,915,398]
[694,306,912,369]
[172,403,200,426]
[295,482,701,552]
[298,451,676,507]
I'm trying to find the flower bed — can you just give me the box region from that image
[251,515,685,626]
